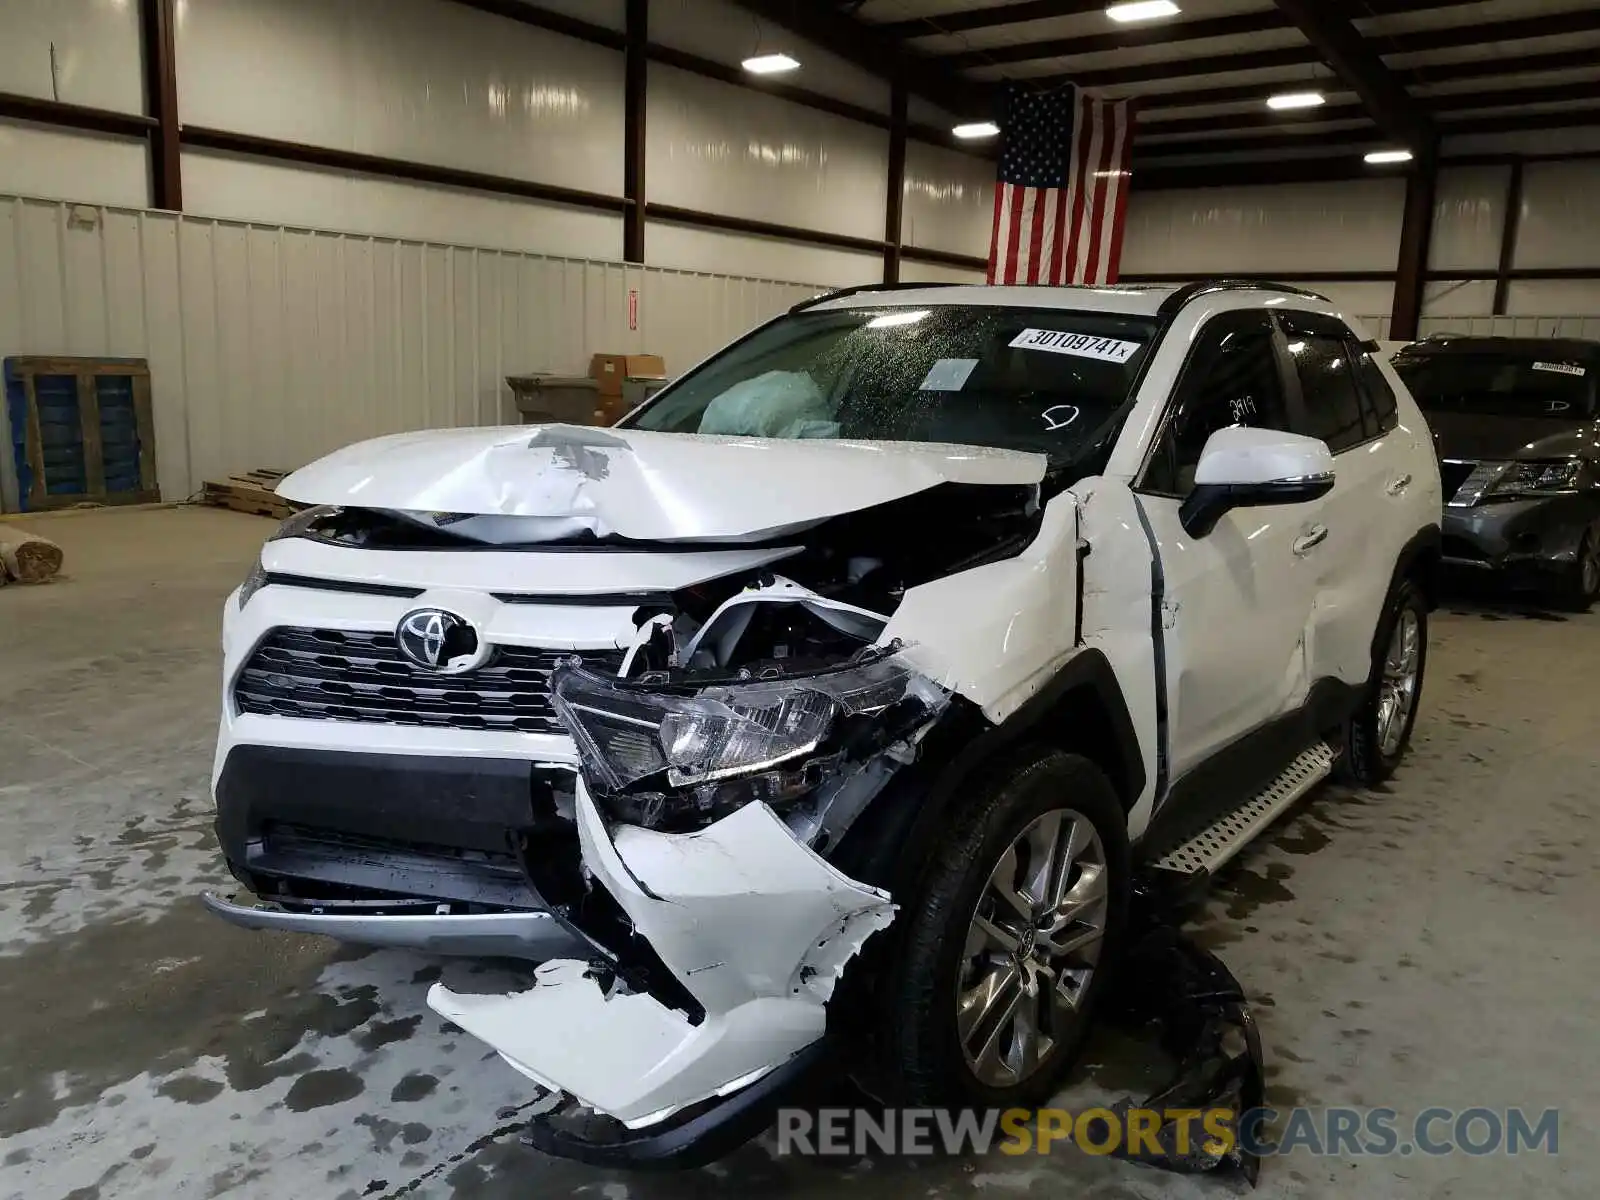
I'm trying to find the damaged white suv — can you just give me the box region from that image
[207,281,1442,1163]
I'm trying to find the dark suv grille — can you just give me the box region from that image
[233,627,621,734]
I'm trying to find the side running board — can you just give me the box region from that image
[1150,743,1336,877]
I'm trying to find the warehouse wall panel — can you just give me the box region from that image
[647,65,889,242]
[1514,161,1600,273]
[899,261,988,285]
[902,141,993,260]
[1422,279,1497,319]
[1417,312,1600,339]
[1121,179,1407,275]
[649,0,889,115]
[644,221,879,289]
[1429,166,1510,274]
[0,193,833,510]
[0,0,144,113]
[181,149,624,260]
[0,121,149,208]
[178,0,626,195]
[1504,280,1600,318]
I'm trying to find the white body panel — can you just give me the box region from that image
[884,492,1079,724]
[430,784,894,1129]
[1074,479,1161,836]
[1137,497,1321,778]
[1302,359,1443,687]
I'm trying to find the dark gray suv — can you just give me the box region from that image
[1394,336,1600,610]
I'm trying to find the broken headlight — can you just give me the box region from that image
[237,505,339,610]
[551,653,935,828]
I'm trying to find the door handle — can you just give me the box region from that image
[1293,526,1329,555]
[1387,473,1413,496]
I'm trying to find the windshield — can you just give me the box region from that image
[626,305,1158,464]
[1393,351,1596,419]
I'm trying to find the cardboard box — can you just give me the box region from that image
[590,352,667,396]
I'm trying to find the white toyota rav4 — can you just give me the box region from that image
[207,281,1443,1163]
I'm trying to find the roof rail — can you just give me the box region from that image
[790,281,963,313]
[1156,279,1330,319]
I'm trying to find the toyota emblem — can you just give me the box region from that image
[395,609,487,674]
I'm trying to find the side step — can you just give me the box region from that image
[1150,743,1337,877]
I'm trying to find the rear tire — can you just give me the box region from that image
[1337,578,1428,786]
[878,749,1130,1109]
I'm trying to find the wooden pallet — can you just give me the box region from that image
[201,470,296,520]
[3,356,160,513]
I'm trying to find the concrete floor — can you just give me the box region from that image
[1,505,1595,1200]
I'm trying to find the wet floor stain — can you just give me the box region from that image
[154,1074,225,1105]
[1215,861,1298,920]
[1273,822,1333,856]
[391,1072,438,1103]
[285,1068,366,1112]
[354,1015,423,1053]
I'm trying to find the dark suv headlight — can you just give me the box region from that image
[1484,459,1583,499]
[551,653,939,830]
[237,505,339,610]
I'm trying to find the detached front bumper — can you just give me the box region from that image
[429,777,895,1135]
[1441,493,1599,584]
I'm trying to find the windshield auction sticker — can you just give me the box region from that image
[1010,329,1142,363]
[1532,361,1587,376]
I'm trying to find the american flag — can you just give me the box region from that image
[987,85,1137,287]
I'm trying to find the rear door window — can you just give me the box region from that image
[1351,343,1399,435]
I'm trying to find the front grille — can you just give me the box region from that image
[233,627,621,733]
[1439,459,1478,502]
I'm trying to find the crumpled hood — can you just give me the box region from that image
[278,423,1047,543]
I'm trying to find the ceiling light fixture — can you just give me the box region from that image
[1365,149,1414,164]
[1106,1,1181,23]
[1267,91,1326,110]
[953,121,1001,139]
[742,53,800,75]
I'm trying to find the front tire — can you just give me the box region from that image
[880,750,1129,1109]
[1550,527,1600,613]
[1338,578,1428,786]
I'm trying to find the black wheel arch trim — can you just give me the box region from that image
[828,648,1145,899]
[1386,525,1443,628]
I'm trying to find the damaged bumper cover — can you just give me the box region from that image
[430,622,950,1147]
[429,778,895,1130]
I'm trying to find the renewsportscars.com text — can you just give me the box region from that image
[776,1106,1560,1159]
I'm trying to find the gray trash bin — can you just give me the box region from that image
[506,375,601,425]
[621,376,670,411]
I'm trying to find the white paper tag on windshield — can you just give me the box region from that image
[1010,329,1142,363]
[920,358,979,391]
[1533,361,1586,377]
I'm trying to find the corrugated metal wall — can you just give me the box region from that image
[0,193,825,509]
